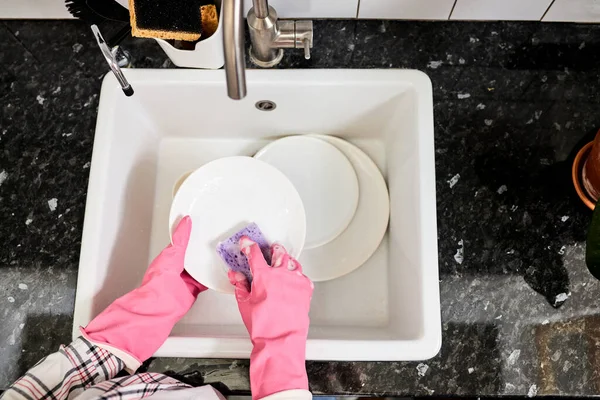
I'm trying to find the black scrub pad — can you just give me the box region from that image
[130,0,208,41]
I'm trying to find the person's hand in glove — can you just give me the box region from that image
[82,216,206,371]
[229,236,314,400]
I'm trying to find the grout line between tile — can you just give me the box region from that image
[540,0,556,21]
[355,0,361,19]
[448,0,458,20]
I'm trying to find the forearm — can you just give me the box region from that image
[230,238,313,400]
[2,337,124,400]
[250,335,309,398]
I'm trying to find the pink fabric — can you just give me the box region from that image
[228,237,314,400]
[83,216,207,364]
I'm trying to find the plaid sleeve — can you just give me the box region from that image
[2,337,125,400]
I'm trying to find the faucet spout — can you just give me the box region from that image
[223,0,247,100]
[252,0,270,18]
[222,0,313,100]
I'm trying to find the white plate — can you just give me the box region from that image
[300,135,390,282]
[255,136,359,249]
[169,156,306,293]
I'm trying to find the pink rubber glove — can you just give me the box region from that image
[82,216,207,369]
[228,237,314,400]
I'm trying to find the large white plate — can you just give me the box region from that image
[169,156,306,293]
[255,136,359,249]
[300,135,390,282]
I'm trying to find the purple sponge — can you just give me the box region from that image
[216,223,271,283]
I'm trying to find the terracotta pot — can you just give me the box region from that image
[584,130,600,200]
[573,142,597,210]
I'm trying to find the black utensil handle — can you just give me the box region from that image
[86,0,130,22]
[107,24,131,48]
[122,85,134,97]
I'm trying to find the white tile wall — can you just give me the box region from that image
[543,0,600,22]
[2,0,359,19]
[3,0,600,22]
[0,0,74,18]
[358,0,456,19]
[243,0,358,18]
[451,0,553,20]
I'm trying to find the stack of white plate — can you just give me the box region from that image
[254,135,390,283]
[169,135,389,293]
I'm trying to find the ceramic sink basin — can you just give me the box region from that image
[72,69,441,361]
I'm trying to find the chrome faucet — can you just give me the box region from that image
[222,0,313,100]
[91,25,134,97]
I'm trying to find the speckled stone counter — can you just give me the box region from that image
[2,19,600,396]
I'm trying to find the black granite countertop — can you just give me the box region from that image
[2,18,600,397]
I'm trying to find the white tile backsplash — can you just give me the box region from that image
[1,0,73,18]
[2,0,600,23]
[0,0,357,19]
[243,0,358,18]
[451,0,553,20]
[358,0,456,19]
[543,0,600,22]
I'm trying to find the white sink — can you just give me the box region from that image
[73,69,441,361]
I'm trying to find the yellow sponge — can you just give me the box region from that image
[201,4,219,39]
[130,0,218,41]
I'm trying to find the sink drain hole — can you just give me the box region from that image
[255,100,277,111]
